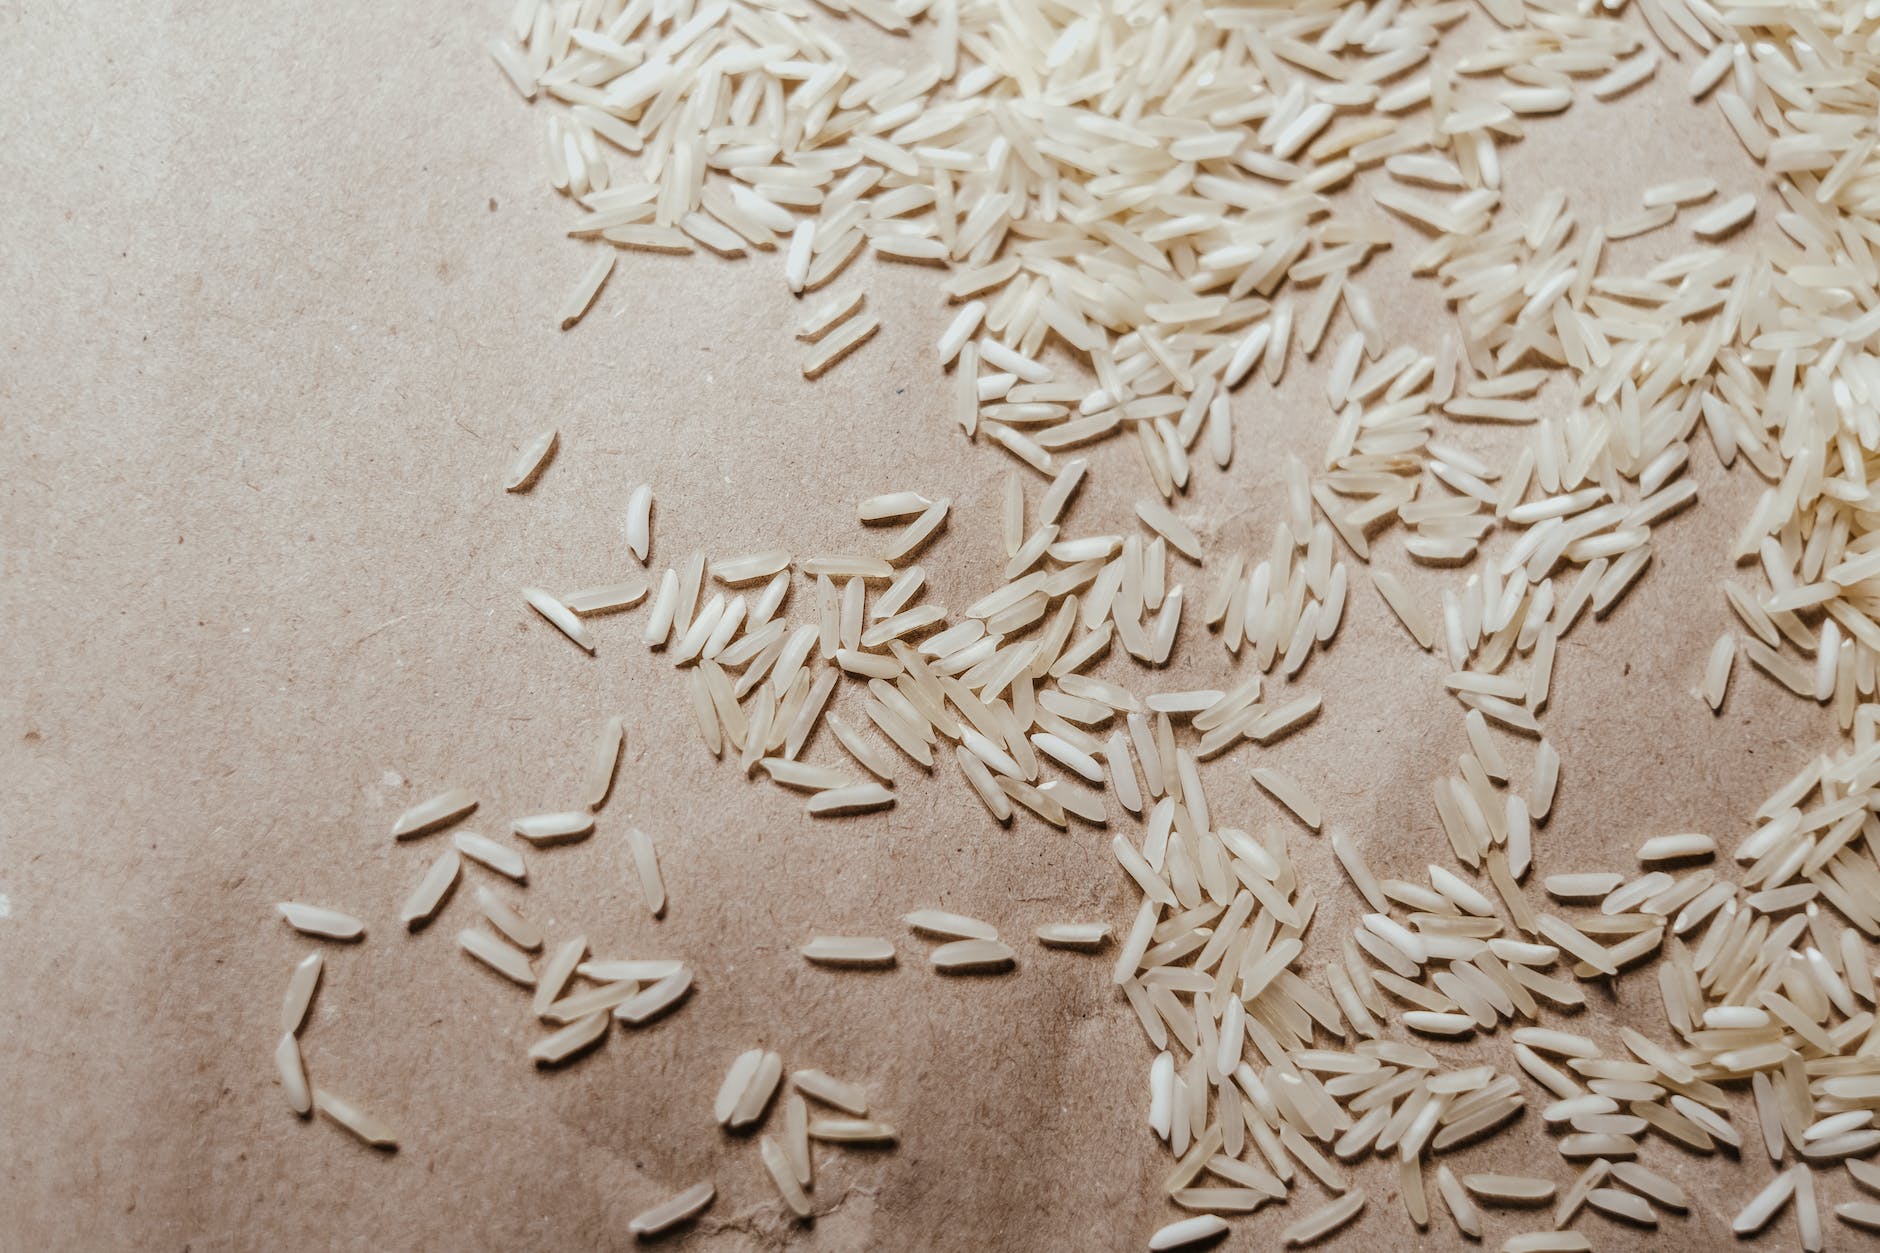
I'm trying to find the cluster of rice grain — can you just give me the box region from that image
[267,0,1880,1242]
[493,0,1880,741]
[271,938,400,1150]
[278,756,708,1208]
[496,317,1880,1233]
[715,1053,895,1218]
[1200,460,1350,681]
[548,472,1346,840]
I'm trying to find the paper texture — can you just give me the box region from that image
[0,2,1848,1249]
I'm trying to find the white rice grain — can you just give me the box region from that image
[1373,570,1435,649]
[799,291,864,343]
[522,587,595,652]
[728,1050,784,1130]
[760,1135,813,1218]
[1586,1187,1656,1227]
[281,952,323,1034]
[904,909,997,941]
[401,850,462,929]
[931,938,1016,973]
[1733,1169,1796,1235]
[276,1032,311,1116]
[625,483,654,563]
[1637,833,1715,862]
[808,775,894,816]
[801,936,896,967]
[513,811,595,845]
[629,1182,715,1238]
[530,1012,609,1066]
[1252,766,1321,831]
[564,581,648,615]
[806,1118,897,1144]
[276,903,365,942]
[1283,1191,1366,1246]
[392,788,478,840]
[785,1092,812,1188]
[794,1069,869,1115]
[1696,633,1735,713]
[458,927,536,986]
[453,830,527,881]
[1149,1215,1230,1250]
[1502,1235,1590,1253]
[1036,922,1112,949]
[505,429,558,491]
[628,828,666,918]
[475,885,542,951]
[583,716,625,810]
[533,936,588,1017]
[558,254,614,329]
[312,1088,398,1149]
[614,968,693,1025]
[1691,193,1756,239]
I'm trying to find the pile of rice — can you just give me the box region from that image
[276,0,1880,1246]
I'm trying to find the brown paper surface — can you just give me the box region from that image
[0,2,1855,1249]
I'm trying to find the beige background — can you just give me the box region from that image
[0,1,1858,1249]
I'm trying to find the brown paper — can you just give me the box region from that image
[0,4,1856,1249]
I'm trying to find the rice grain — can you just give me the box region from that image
[281,952,323,1034]
[1149,1215,1230,1250]
[1283,1191,1365,1246]
[453,831,527,881]
[475,885,542,951]
[931,939,1016,973]
[614,968,693,1025]
[513,811,595,845]
[801,936,896,967]
[625,484,653,563]
[628,828,666,918]
[629,1182,714,1238]
[312,1088,397,1149]
[761,1135,813,1219]
[522,587,594,652]
[505,429,559,491]
[806,782,896,816]
[558,254,614,329]
[401,850,462,929]
[533,936,588,1017]
[392,788,478,840]
[807,1117,897,1144]
[275,1033,311,1116]
[276,903,365,942]
[1036,923,1112,949]
[458,927,536,986]
[530,1012,609,1066]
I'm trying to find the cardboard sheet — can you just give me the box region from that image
[0,2,1856,1248]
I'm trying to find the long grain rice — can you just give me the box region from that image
[614,968,693,1025]
[629,1182,714,1237]
[505,429,558,491]
[276,1033,311,1116]
[522,587,595,652]
[392,789,478,840]
[281,952,323,1034]
[276,903,365,942]
[313,1088,397,1149]
[627,828,666,918]
[931,939,1016,973]
[513,811,595,845]
[458,927,536,986]
[801,937,896,967]
[453,830,527,881]
[401,850,462,929]
[1283,1191,1366,1247]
